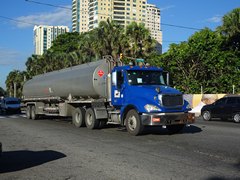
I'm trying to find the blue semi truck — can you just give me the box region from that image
[22,56,195,135]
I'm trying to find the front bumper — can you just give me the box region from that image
[141,112,195,126]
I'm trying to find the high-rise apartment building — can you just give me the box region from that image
[146,4,162,54]
[33,25,69,55]
[72,0,162,54]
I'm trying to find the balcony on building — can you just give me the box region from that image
[114,2,125,6]
[116,20,125,24]
[72,18,77,23]
[72,14,77,19]
[72,11,77,16]
[72,22,77,27]
[114,0,125,2]
[113,16,125,20]
[114,7,125,11]
[113,11,125,15]
[72,0,77,4]
[89,7,95,13]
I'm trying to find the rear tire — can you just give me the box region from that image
[126,109,144,136]
[31,106,38,120]
[233,112,240,123]
[167,124,184,134]
[202,110,211,121]
[85,108,99,129]
[72,107,86,128]
[99,120,107,129]
[26,105,32,119]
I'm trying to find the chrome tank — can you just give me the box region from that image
[23,59,110,99]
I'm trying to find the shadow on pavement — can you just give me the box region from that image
[0,150,66,173]
[143,125,202,136]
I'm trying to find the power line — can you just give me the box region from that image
[25,0,72,10]
[0,15,38,26]
[25,0,202,31]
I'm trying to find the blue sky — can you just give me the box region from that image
[0,0,239,90]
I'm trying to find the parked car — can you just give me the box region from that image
[201,95,240,122]
[0,97,21,114]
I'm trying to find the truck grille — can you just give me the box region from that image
[161,94,183,107]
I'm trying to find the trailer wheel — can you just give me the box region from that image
[26,105,32,119]
[85,108,99,129]
[31,106,38,120]
[126,109,144,136]
[167,124,184,134]
[99,120,107,129]
[73,107,86,127]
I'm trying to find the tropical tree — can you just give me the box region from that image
[156,27,240,94]
[5,70,29,97]
[126,21,156,59]
[49,32,83,53]
[0,87,6,96]
[96,18,126,59]
[216,8,240,50]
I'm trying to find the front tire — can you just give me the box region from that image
[126,109,144,136]
[26,105,32,119]
[85,108,99,129]
[202,110,211,121]
[167,124,184,134]
[233,112,240,123]
[72,107,86,128]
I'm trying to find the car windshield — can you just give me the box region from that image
[126,70,165,86]
[6,101,20,104]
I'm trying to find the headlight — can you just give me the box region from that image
[186,103,191,110]
[144,104,161,112]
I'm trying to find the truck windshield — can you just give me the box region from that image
[126,70,166,86]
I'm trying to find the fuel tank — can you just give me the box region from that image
[23,59,110,99]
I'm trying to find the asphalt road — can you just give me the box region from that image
[0,114,239,180]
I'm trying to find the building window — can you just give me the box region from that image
[133,4,136,7]
[133,18,136,20]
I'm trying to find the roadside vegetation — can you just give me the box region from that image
[4,8,240,97]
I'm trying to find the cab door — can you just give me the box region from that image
[111,70,125,106]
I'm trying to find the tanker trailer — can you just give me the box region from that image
[22,56,195,135]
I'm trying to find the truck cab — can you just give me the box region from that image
[111,65,194,135]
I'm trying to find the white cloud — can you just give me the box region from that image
[206,15,222,23]
[160,5,175,11]
[14,5,72,29]
[0,47,27,71]
[199,15,222,23]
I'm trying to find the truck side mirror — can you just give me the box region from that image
[163,71,169,86]
[112,71,117,87]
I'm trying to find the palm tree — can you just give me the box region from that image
[216,8,240,50]
[96,18,125,59]
[126,21,156,58]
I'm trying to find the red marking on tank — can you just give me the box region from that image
[97,69,104,77]
[46,88,48,93]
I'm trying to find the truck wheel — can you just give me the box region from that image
[167,124,184,134]
[73,107,86,127]
[99,120,107,129]
[233,112,240,123]
[126,109,144,136]
[85,108,99,129]
[202,110,211,121]
[26,106,32,119]
[31,106,38,120]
